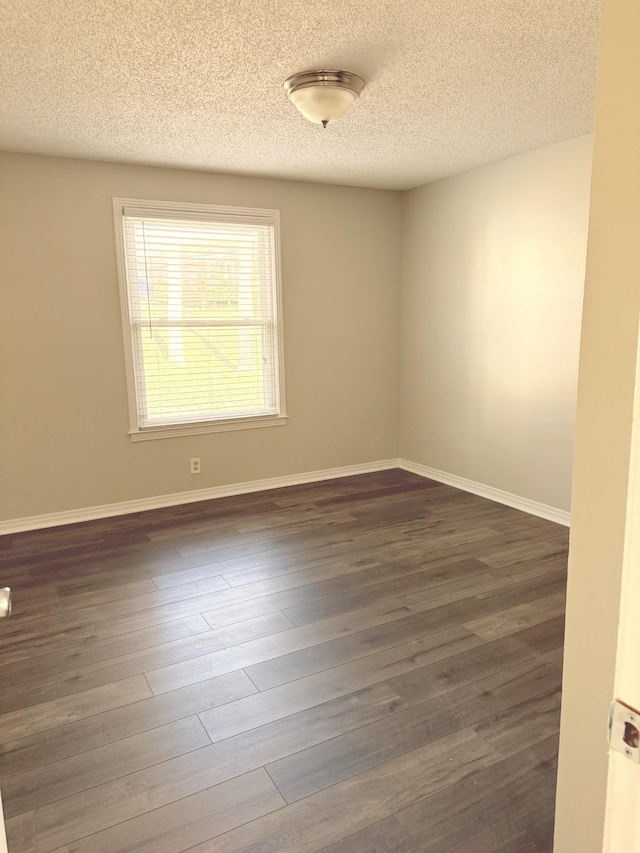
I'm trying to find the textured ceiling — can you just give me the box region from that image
[0,0,600,190]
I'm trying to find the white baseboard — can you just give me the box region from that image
[0,456,570,535]
[398,459,570,527]
[0,460,400,535]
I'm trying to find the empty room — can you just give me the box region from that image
[2,1,640,851]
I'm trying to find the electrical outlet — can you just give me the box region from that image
[190,458,201,475]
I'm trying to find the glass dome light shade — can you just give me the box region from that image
[289,85,358,125]
[284,70,365,126]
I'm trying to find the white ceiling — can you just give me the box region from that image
[0,0,600,190]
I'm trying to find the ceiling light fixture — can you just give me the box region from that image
[284,70,365,128]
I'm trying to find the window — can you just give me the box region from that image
[113,199,286,440]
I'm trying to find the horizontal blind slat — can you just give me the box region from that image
[121,207,280,430]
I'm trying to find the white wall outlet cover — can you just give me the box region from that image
[609,699,640,764]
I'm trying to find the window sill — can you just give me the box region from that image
[129,414,288,442]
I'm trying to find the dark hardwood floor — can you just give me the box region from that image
[0,469,567,852]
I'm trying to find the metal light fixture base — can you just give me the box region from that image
[284,70,365,126]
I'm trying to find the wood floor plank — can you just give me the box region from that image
[145,500,284,541]
[0,675,152,745]
[0,583,58,616]
[185,729,498,853]
[0,669,255,780]
[0,470,567,853]
[391,527,561,574]
[395,735,558,852]
[53,577,158,607]
[474,569,566,609]
[234,506,358,536]
[544,647,564,669]
[50,772,282,853]
[387,636,539,704]
[145,598,416,695]
[486,514,569,537]
[198,625,484,744]
[475,535,569,569]
[32,684,407,851]
[0,623,99,666]
[512,614,565,655]
[15,573,232,629]
[436,657,562,756]
[42,768,285,853]
[2,572,235,641]
[199,577,411,632]
[390,569,510,614]
[428,655,560,717]
[314,817,420,853]
[484,551,567,579]
[508,822,556,853]
[4,811,37,853]
[216,554,426,605]
[194,522,488,592]
[464,591,567,640]
[220,555,422,603]
[261,643,546,806]
[174,511,357,557]
[243,598,495,692]
[1,715,211,818]
[188,683,408,791]
[195,539,388,588]
[9,547,414,641]
[32,744,243,850]
[0,614,211,688]
[264,692,456,803]
[40,652,537,853]
[91,606,221,640]
[279,560,495,627]
[471,686,561,757]
[150,534,372,587]
[0,611,292,714]
[312,480,437,509]
[27,548,224,589]
[152,527,362,576]
[404,555,498,586]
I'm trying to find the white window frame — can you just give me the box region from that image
[113,198,287,441]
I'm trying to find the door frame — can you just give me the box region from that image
[0,789,7,853]
[603,331,640,851]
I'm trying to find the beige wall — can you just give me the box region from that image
[0,139,593,524]
[555,0,640,847]
[399,136,593,512]
[0,153,401,521]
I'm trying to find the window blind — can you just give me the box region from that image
[118,206,282,431]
